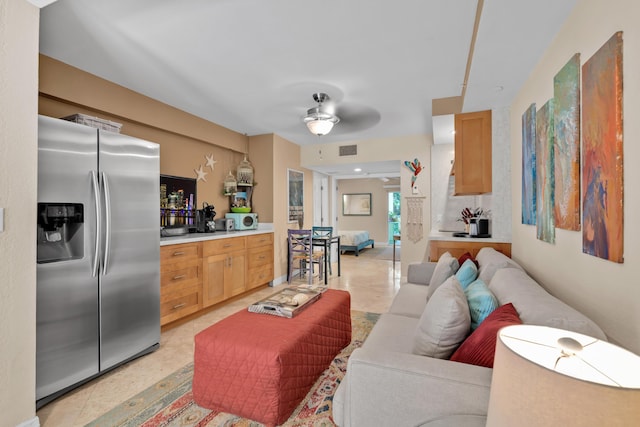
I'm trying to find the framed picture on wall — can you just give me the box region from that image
[343,193,372,216]
[288,169,304,222]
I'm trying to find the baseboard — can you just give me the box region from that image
[270,275,288,287]
[16,417,40,427]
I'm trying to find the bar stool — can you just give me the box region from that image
[312,226,333,275]
[287,229,324,284]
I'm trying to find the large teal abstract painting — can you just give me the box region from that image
[536,100,555,244]
[553,54,581,231]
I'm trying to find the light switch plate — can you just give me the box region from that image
[0,208,4,232]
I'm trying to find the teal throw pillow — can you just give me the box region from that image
[455,259,479,289]
[464,279,499,330]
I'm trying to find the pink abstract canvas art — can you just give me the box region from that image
[581,32,624,263]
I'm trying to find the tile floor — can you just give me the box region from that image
[36,249,402,426]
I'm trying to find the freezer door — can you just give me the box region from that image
[98,130,160,370]
[36,116,100,400]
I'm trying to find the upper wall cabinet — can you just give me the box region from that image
[454,110,492,195]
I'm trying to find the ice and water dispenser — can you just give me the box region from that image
[37,203,84,263]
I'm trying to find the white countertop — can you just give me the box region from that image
[428,230,511,243]
[160,224,274,246]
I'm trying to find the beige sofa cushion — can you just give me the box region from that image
[388,283,430,318]
[475,247,523,284]
[426,252,460,300]
[413,276,471,359]
[489,268,607,340]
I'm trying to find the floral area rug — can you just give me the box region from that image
[86,310,380,427]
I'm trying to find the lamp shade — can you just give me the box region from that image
[487,325,640,426]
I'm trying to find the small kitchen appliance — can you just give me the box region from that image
[214,217,235,231]
[196,202,216,233]
[478,218,490,236]
[225,212,258,230]
[469,218,479,236]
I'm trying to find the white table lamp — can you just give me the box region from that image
[487,324,640,426]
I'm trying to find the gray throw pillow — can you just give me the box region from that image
[413,276,471,359]
[427,252,459,300]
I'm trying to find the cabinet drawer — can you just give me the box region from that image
[161,243,201,262]
[247,233,273,248]
[247,265,274,289]
[247,246,273,269]
[161,264,200,291]
[160,288,201,325]
[203,237,246,256]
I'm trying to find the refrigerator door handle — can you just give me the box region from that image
[101,171,112,275]
[91,171,101,277]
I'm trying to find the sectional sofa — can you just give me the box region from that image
[332,247,606,426]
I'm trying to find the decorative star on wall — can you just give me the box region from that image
[205,153,217,170]
[195,164,208,182]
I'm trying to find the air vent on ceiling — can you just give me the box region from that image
[339,145,357,156]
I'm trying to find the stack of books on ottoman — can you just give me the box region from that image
[248,285,325,318]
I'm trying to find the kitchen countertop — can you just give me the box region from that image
[428,230,511,243]
[160,224,274,246]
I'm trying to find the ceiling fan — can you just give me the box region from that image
[301,92,381,137]
[302,93,340,136]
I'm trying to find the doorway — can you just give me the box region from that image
[388,191,401,244]
[313,172,329,226]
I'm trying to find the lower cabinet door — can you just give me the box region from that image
[225,251,246,298]
[203,254,226,307]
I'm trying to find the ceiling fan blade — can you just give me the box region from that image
[333,102,381,134]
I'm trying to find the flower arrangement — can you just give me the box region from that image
[458,207,485,224]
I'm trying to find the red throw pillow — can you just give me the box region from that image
[449,303,522,368]
[458,252,479,268]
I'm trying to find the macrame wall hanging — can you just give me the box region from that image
[406,196,426,243]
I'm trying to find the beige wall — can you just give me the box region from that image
[39,55,250,217]
[272,134,314,281]
[510,0,640,353]
[337,178,395,244]
[0,1,39,426]
[248,134,275,222]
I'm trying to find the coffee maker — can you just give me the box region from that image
[195,202,216,233]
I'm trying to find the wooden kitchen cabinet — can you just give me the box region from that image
[246,233,274,289]
[161,232,274,326]
[202,236,246,307]
[160,243,203,326]
[429,240,511,261]
[454,110,492,195]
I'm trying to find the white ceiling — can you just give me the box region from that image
[39,0,576,176]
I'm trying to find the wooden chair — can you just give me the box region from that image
[312,226,333,275]
[287,229,324,284]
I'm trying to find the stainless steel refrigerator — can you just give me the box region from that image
[36,115,160,408]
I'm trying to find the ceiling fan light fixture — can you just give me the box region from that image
[304,114,339,136]
[303,93,340,136]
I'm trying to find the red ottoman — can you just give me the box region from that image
[193,289,351,426]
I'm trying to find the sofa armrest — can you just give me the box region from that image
[336,348,492,427]
[407,261,437,285]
